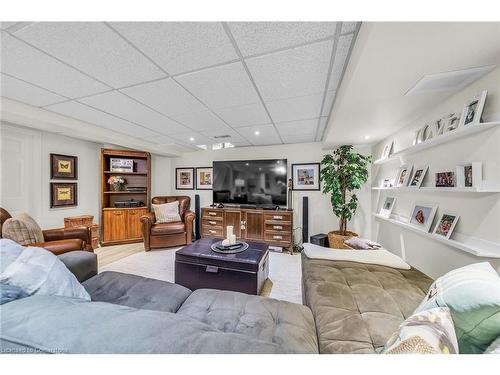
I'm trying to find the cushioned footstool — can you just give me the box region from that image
[58,251,97,283]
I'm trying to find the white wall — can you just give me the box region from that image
[170,142,373,242]
[1,122,101,228]
[372,67,500,278]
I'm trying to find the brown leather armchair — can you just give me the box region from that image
[0,207,93,255]
[140,196,195,251]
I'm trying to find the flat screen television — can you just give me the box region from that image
[213,159,288,208]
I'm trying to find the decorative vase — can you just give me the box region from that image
[328,230,358,249]
[111,184,124,191]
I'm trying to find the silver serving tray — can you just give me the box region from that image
[210,240,249,254]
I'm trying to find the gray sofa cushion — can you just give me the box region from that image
[301,253,433,354]
[177,288,318,354]
[0,295,289,354]
[58,251,97,283]
[83,271,191,313]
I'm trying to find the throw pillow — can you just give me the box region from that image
[344,237,382,250]
[15,212,44,242]
[0,239,91,301]
[414,262,500,354]
[153,201,181,223]
[2,217,39,245]
[484,336,500,354]
[383,307,459,354]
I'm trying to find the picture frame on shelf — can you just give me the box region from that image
[408,166,428,188]
[50,154,78,180]
[435,171,455,188]
[176,167,195,190]
[292,163,320,191]
[110,158,134,173]
[456,162,482,188]
[50,183,78,208]
[379,197,396,219]
[381,141,394,159]
[409,202,438,232]
[196,167,213,190]
[395,164,413,187]
[433,213,460,239]
[458,90,487,127]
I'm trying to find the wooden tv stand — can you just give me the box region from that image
[201,206,293,249]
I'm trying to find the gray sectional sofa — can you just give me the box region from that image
[1,252,318,354]
[301,252,433,353]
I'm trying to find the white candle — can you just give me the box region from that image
[229,234,236,245]
[226,226,233,238]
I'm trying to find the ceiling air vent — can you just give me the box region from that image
[405,65,496,96]
[213,135,231,139]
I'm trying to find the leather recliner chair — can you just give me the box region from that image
[0,207,93,255]
[140,196,195,251]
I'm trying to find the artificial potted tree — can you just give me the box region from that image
[320,145,372,248]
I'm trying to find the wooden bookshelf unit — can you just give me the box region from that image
[100,149,151,246]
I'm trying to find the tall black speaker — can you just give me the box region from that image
[302,196,309,244]
[194,194,201,240]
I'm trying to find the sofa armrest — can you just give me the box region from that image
[30,239,85,255]
[57,251,98,283]
[140,212,156,251]
[43,227,93,252]
[184,210,195,244]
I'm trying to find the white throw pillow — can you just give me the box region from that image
[0,239,90,301]
[152,201,181,223]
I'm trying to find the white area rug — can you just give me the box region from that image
[100,248,302,304]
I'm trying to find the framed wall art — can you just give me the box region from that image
[50,183,78,208]
[408,202,438,232]
[408,166,428,188]
[196,167,213,190]
[176,167,195,190]
[433,213,460,239]
[395,164,413,187]
[292,163,320,191]
[50,154,78,180]
[379,197,396,219]
[459,90,487,127]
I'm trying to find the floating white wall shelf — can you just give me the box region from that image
[373,120,500,165]
[372,186,500,193]
[373,213,500,258]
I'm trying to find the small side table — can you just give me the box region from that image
[64,215,100,249]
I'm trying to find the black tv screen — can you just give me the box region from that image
[213,159,288,208]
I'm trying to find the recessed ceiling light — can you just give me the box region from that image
[364,135,370,140]
[254,130,260,136]
[189,137,195,142]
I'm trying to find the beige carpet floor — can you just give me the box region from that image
[96,243,303,304]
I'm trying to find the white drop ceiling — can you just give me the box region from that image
[0,22,359,151]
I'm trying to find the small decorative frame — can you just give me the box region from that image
[456,162,482,188]
[196,167,213,190]
[379,197,396,219]
[50,183,78,208]
[395,164,413,187]
[408,202,438,233]
[459,90,487,127]
[435,171,455,188]
[292,163,320,191]
[433,212,460,239]
[381,140,394,159]
[50,154,78,180]
[176,167,195,190]
[408,165,429,188]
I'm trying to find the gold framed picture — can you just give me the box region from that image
[50,154,78,180]
[196,167,213,190]
[50,183,78,208]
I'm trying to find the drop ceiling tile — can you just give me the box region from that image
[176,62,260,109]
[170,110,229,132]
[214,102,270,127]
[46,100,159,138]
[139,134,173,144]
[200,127,250,145]
[120,78,206,116]
[228,22,337,57]
[79,91,188,134]
[322,90,336,116]
[109,22,238,75]
[0,35,108,98]
[1,73,67,106]
[14,22,166,88]
[315,117,329,141]
[0,22,18,30]
[341,22,358,34]
[280,133,316,144]
[267,93,323,123]
[276,118,318,136]
[246,40,333,101]
[236,124,282,146]
[327,33,354,92]
[169,131,217,146]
